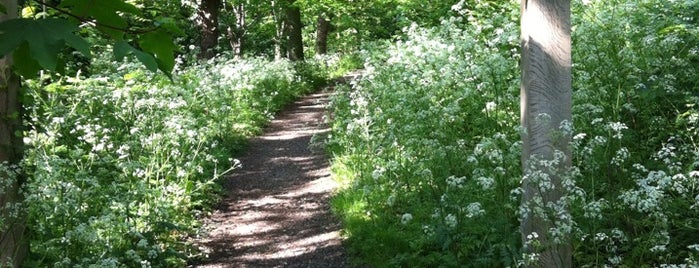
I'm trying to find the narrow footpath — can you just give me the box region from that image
[192,77,355,267]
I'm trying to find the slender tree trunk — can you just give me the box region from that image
[315,15,330,55]
[284,0,303,61]
[197,0,222,59]
[227,2,245,58]
[0,0,27,266]
[271,0,286,60]
[520,0,572,267]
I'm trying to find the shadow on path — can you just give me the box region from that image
[191,90,347,268]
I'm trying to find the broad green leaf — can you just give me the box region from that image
[132,49,159,73]
[12,43,41,78]
[60,0,142,40]
[0,18,91,72]
[25,31,61,70]
[139,30,175,73]
[60,0,141,16]
[0,20,25,57]
[49,20,91,57]
[113,40,131,60]
[155,17,184,36]
[0,3,6,15]
[113,40,158,72]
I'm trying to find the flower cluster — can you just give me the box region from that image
[329,0,699,266]
[20,54,327,266]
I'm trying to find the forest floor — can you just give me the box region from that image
[190,73,362,268]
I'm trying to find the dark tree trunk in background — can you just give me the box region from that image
[0,0,27,266]
[227,2,245,58]
[285,0,304,61]
[520,0,572,267]
[197,0,222,59]
[315,15,330,55]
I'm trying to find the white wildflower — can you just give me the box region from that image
[476,176,495,190]
[401,213,413,225]
[446,175,466,189]
[445,214,457,228]
[465,202,485,218]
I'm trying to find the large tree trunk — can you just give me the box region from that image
[284,0,303,61]
[197,0,222,59]
[227,2,245,59]
[315,15,330,55]
[520,0,572,267]
[0,0,27,266]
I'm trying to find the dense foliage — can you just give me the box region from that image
[2,0,698,266]
[19,52,332,267]
[327,0,699,266]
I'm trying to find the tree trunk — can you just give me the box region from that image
[315,15,330,55]
[227,2,245,58]
[520,0,572,267]
[284,0,303,61]
[271,0,286,60]
[197,0,222,59]
[0,0,27,266]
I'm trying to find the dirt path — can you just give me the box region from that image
[191,81,351,267]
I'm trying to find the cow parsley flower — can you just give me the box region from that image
[401,213,413,225]
[445,214,457,228]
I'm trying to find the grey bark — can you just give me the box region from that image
[0,0,27,266]
[520,0,572,267]
[227,2,245,58]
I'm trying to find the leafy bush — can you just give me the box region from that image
[328,0,699,266]
[20,54,324,267]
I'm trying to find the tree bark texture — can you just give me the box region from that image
[197,0,222,59]
[284,1,304,61]
[520,0,572,267]
[227,2,245,58]
[271,0,286,60]
[315,15,330,55]
[0,0,27,266]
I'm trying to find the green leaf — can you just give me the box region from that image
[60,0,141,17]
[0,18,91,72]
[659,24,687,35]
[112,40,131,60]
[155,17,184,36]
[60,0,141,40]
[0,20,25,57]
[12,43,41,78]
[0,3,6,15]
[113,41,158,72]
[24,29,63,70]
[139,30,176,73]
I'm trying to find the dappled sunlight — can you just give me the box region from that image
[193,90,347,267]
[258,128,328,141]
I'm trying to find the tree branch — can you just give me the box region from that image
[31,0,157,35]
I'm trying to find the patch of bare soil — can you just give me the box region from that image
[190,84,348,267]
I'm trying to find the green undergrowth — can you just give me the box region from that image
[328,0,699,267]
[19,52,337,267]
